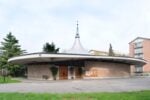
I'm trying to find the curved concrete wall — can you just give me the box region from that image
[84,61,130,78]
[27,64,59,80]
[27,61,130,80]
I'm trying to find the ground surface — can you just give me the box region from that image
[0,77,150,93]
[0,91,150,100]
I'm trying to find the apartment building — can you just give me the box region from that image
[129,37,150,74]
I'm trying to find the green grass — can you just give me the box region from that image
[0,76,20,83]
[0,90,150,100]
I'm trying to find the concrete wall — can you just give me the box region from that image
[27,64,59,80]
[27,61,130,80]
[84,61,130,78]
[129,42,136,74]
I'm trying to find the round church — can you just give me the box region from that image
[8,23,146,80]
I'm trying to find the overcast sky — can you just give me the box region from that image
[0,0,150,54]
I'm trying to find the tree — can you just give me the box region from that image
[43,42,59,53]
[108,43,114,56]
[50,65,58,80]
[0,32,26,76]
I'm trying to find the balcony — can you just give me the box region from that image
[134,42,143,49]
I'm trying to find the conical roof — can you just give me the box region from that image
[65,22,89,54]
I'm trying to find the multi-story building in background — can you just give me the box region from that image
[89,50,128,57]
[129,37,150,74]
[89,50,108,56]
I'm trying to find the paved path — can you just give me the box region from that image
[0,77,150,93]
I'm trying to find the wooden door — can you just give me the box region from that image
[59,66,68,80]
[75,67,83,79]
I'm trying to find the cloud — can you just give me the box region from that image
[0,0,150,54]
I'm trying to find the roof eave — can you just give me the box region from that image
[8,53,146,65]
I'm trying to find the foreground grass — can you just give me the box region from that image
[0,90,150,100]
[0,76,20,83]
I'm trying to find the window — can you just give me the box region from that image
[134,54,143,59]
[134,42,142,48]
[135,65,143,73]
[134,48,142,54]
[133,38,144,59]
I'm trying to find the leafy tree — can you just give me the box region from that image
[50,66,58,80]
[108,43,114,56]
[43,42,59,53]
[0,32,26,76]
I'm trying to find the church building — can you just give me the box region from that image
[8,23,146,80]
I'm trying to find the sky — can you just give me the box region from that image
[0,0,150,54]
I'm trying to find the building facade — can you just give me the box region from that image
[8,24,146,80]
[27,60,130,80]
[89,50,108,56]
[9,53,145,80]
[129,37,150,74]
[89,50,128,56]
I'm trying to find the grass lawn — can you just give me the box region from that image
[0,90,149,100]
[0,76,20,83]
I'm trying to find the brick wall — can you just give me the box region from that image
[129,39,150,73]
[143,40,150,72]
[84,61,130,78]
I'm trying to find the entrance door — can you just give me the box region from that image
[59,66,68,80]
[75,67,83,79]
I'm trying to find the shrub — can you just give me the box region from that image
[50,66,58,80]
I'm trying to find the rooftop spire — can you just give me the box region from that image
[63,21,89,54]
[75,20,80,38]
